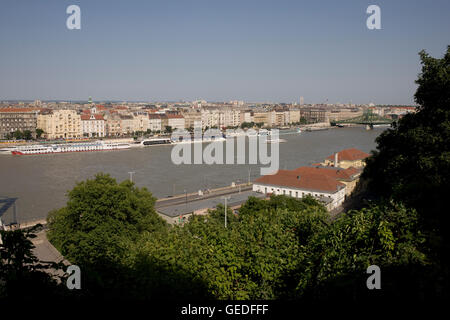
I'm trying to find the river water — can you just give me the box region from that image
[0,126,385,224]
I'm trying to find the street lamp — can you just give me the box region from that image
[128,171,135,183]
[221,196,231,228]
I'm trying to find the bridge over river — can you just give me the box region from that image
[332,110,393,129]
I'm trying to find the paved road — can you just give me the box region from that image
[31,229,69,280]
[155,184,253,208]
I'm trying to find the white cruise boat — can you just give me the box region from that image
[171,135,225,144]
[0,147,17,155]
[10,141,130,155]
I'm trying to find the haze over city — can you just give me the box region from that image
[1,0,449,104]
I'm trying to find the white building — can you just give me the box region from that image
[81,114,106,137]
[133,112,150,132]
[252,167,349,210]
[166,114,185,131]
[148,114,162,132]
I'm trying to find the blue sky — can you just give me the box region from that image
[0,0,449,104]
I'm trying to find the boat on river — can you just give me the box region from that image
[9,141,130,155]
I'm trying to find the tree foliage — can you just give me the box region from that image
[363,46,450,258]
[43,177,432,300]
[46,173,167,298]
[0,225,66,299]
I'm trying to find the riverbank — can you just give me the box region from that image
[0,126,385,225]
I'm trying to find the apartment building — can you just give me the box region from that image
[201,110,220,129]
[183,110,202,129]
[133,113,150,132]
[148,114,162,132]
[0,107,40,139]
[253,112,270,127]
[289,109,301,124]
[104,113,122,137]
[81,114,106,137]
[240,111,253,124]
[119,114,134,135]
[161,114,185,131]
[37,109,82,139]
[300,108,327,123]
[327,108,363,122]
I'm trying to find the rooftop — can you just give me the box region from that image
[293,166,361,181]
[326,148,370,161]
[254,169,346,193]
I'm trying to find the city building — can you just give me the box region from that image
[253,168,346,210]
[37,109,82,139]
[240,111,253,124]
[160,114,185,131]
[327,108,363,122]
[289,109,301,124]
[166,114,185,131]
[0,107,41,139]
[148,114,162,132]
[295,166,362,196]
[81,114,106,137]
[104,113,122,137]
[201,110,220,129]
[321,148,370,169]
[119,114,134,135]
[183,110,202,129]
[132,112,150,133]
[300,108,327,123]
[253,112,270,127]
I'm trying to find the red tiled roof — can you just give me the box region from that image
[326,148,370,161]
[149,114,162,119]
[167,114,184,119]
[254,169,345,193]
[293,166,360,181]
[80,114,104,121]
[0,107,42,113]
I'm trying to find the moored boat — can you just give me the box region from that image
[10,141,130,155]
[140,138,172,146]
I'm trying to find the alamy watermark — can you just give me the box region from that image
[170,127,279,175]
[366,265,381,289]
[66,5,81,30]
[66,265,81,290]
[366,5,381,30]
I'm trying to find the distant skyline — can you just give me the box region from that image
[1,0,449,104]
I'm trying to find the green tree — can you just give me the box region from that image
[286,203,429,300]
[47,173,167,297]
[36,128,44,139]
[48,173,166,264]
[12,130,23,140]
[362,46,450,258]
[23,130,32,140]
[35,128,44,139]
[0,225,66,299]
